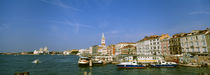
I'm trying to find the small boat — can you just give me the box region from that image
[116,61,145,68]
[32,59,40,64]
[78,57,89,65]
[151,60,177,67]
[93,59,103,64]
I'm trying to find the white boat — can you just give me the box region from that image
[151,60,177,67]
[93,59,103,64]
[116,61,145,68]
[78,57,89,65]
[32,59,40,64]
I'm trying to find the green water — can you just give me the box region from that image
[0,55,209,75]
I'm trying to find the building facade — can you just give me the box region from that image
[107,44,115,56]
[160,34,170,56]
[33,46,49,54]
[92,45,99,55]
[120,45,136,55]
[115,42,136,56]
[180,29,209,55]
[206,29,210,55]
[169,34,182,55]
[137,35,167,56]
[136,38,151,55]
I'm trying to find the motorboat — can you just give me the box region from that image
[151,60,177,67]
[32,59,40,64]
[78,57,89,65]
[116,61,145,68]
[93,59,103,64]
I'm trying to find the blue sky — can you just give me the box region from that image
[0,0,210,52]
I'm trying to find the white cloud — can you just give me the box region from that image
[40,0,80,11]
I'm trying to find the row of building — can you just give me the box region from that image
[33,46,49,54]
[77,28,209,57]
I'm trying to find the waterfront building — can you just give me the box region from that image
[206,29,210,55]
[120,45,136,55]
[63,49,79,55]
[106,44,115,56]
[115,42,136,56]
[169,34,182,55]
[149,35,162,55]
[33,46,49,54]
[63,50,71,55]
[136,35,163,56]
[88,46,93,54]
[92,45,99,56]
[43,46,48,52]
[160,34,170,56]
[180,29,209,56]
[136,37,151,55]
[78,49,90,56]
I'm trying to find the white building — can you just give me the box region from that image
[88,46,93,55]
[180,30,209,54]
[33,46,49,54]
[137,34,169,56]
[136,39,151,55]
[63,50,71,55]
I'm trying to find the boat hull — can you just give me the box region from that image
[117,65,145,68]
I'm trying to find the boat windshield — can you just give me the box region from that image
[80,57,89,60]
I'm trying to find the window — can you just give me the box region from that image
[186,43,188,47]
[197,48,200,52]
[196,41,199,46]
[191,42,193,46]
[203,48,207,52]
[202,35,205,39]
[203,41,206,45]
[196,36,198,40]
[192,48,194,52]
[191,37,192,40]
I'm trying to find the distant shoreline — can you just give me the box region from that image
[0,51,67,55]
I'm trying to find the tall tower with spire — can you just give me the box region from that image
[101,33,106,47]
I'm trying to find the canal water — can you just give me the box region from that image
[0,55,209,75]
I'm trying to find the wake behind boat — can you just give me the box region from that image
[116,61,145,68]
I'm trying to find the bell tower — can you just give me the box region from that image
[101,33,105,47]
